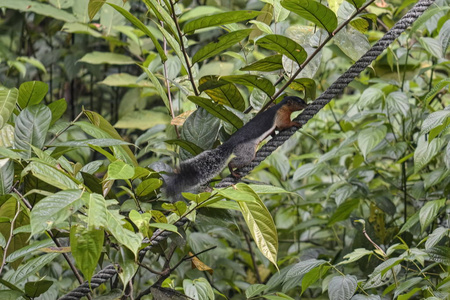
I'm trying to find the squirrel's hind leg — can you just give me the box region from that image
[228,141,258,178]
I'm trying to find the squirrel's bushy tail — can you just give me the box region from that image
[164,143,234,200]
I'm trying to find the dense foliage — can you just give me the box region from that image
[0,0,449,299]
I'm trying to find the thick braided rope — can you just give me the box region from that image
[216,0,435,188]
[58,265,118,300]
[59,0,434,298]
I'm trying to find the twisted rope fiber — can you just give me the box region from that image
[216,0,435,188]
[59,0,434,298]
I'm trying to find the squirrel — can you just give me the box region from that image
[164,96,307,199]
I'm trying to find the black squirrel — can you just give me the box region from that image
[165,96,307,199]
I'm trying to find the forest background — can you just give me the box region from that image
[0,0,449,299]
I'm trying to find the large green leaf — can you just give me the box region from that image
[236,184,278,269]
[114,110,170,130]
[199,76,246,111]
[183,278,215,300]
[18,81,48,109]
[14,104,52,159]
[240,55,283,72]
[414,136,443,173]
[107,160,135,180]
[281,0,337,34]
[221,75,275,97]
[86,193,109,229]
[192,29,253,64]
[70,225,104,282]
[358,125,387,159]
[184,11,261,34]
[79,52,135,65]
[0,88,18,130]
[24,161,79,190]
[106,3,167,62]
[0,0,77,22]
[256,34,307,66]
[419,199,446,231]
[4,253,59,285]
[6,239,54,263]
[30,190,85,236]
[106,209,142,256]
[0,159,14,195]
[188,96,243,129]
[140,66,170,110]
[328,275,357,300]
[47,99,67,126]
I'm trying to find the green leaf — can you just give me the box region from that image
[30,190,85,235]
[421,107,450,135]
[0,291,24,300]
[293,162,324,181]
[256,34,307,66]
[83,110,138,166]
[0,88,18,130]
[237,184,278,269]
[14,104,52,159]
[281,0,338,33]
[419,199,446,231]
[184,11,261,34]
[221,74,275,97]
[358,125,387,158]
[136,178,163,197]
[425,227,449,250]
[328,275,357,300]
[106,3,167,62]
[165,139,204,156]
[240,55,283,72]
[337,248,373,265]
[424,78,450,105]
[0,158,13,195]
[363,258,402,289]
[24,280,53,298]
[289,78,316,100]
[79,51,135,65]
[302,265,330,294]
[18,81,48,109]
[0,0,77,22]
[181,108,220,155]
[6,239,54,263]
[107,160,135,180]
[106,209,142,255]
[285,259,327,281]
[183,278,215,300]
[88,0,105,20]
[328,199,360,226]
[114,110,171,130]
[246,284,267,298]
[217,184,258,203]
[192,29,253,64]
[47,99,67,126]
[414,136,443,173]
[25,161,79,190]
[188,96,243,129]
[427,246,450,265]
[4,253,59,285]
[398,211,420,234]
[199,76,246,111]
[86,193,109,229]
[70,225,104,282]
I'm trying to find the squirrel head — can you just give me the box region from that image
[281,96,307,111]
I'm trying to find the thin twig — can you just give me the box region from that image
[46,111,84,147]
